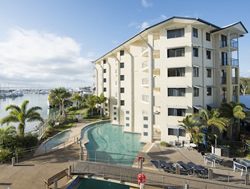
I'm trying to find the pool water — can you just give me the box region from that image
[77,178,129,189]
[81,122,143,165]
[42,130,71,151]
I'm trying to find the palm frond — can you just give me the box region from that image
[21,100,29,114]
[27,116,44,123]
[0,115,19,125]
[26,106,42,117]
[5,104,21,112]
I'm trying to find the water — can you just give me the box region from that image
[76,178,129,189]
[81,122,143,166]
[240,95,250,108]
[0,94,49,132]
[40,130,71,152]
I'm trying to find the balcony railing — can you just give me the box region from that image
[220,39,238,49]
[232,77,238,84]
[142,61,148,69]
[231,58,239,67]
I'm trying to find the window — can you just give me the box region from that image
[103,88,106,92]
[168,108,186,116]
[221,35,227,47]
[193,47,199,57]
[103,59,106,64]
[167,28,184,39]
[120,75,125,81]
[120,62,124,68]
[126,117,129,121]
[120,100,125,106]
[221,52,228,65]
[143,116,148,121]
[103,78,106,83]
[207,87,212,96]
[126,123,129,127]
[113,107,117,110]
[120,50,124,56]
[193,87,199,97]
[207,69,212,78]
[114,112,117,115]
[143,132,148,136]
[103,69,106,73]
[206,50,211,59]
[114,117,117,120]
[193,67,199,77]
[206,33,211,41]
[120,88,125,93]
[126,111,129,114]
[192,28,198,38]
[167,48,185,58]
[168,128,185,136]
[168,88,186,97]
[193,107,199,114]
[168,68,185,77]
[142,95,149,102]
[179,129,186,137]
[143,124,148,128]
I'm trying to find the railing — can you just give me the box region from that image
[232,77,238,84]
[232,58,239,67]
[70,161,250,189]
[231,39,238,49]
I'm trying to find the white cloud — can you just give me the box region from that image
[0,28,93,88]
[137,21,150,31]
[141,0,152,8]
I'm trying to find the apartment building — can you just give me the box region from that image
[93,16,247,143]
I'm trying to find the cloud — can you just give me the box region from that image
[0,28,93,88]
[137,21,150,30]
[141,0,152,8]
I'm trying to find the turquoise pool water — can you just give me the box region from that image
[42,130,71,151]
[77,178,129,189]
[81,122,143,165]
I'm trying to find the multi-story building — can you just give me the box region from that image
[93,16,247,143]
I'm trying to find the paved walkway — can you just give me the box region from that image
[0,144,80,189]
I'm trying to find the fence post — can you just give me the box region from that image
[208,169,213,180]
[184,183,189,189]
[11,157,15,166]
[245,173,249,185]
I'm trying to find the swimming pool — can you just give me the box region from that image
[38,130,71,153]
[81,122,143,165]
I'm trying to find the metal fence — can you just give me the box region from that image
[70,161,249,189]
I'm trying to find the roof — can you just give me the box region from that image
[212,21,248,34]
[93,16,247,63]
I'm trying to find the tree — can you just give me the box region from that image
[197,109,229,146]
[97,93,107,116]
[85,95,98,116]
[71,92,82,109]
[219,102,246,139]
[240,79,248,95]
[0,126,16,148]
[179,115,203,144]
[48,87,71,117]
[0,100,43,137]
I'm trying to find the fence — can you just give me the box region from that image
[70,161,250,189]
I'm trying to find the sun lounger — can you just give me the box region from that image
[151,160,161,169]
[159,160,176,173]
[187,162,208,177]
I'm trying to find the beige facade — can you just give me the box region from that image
[94,17,247,143]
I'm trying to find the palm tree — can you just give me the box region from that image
[219,102,246,139]
[71,92,82,109]
[179,115,203,144]
[48,87,71,117]
[197,109,229,146]
[85,95,98,116]
[97,93,107,116]
[0,100,43,137]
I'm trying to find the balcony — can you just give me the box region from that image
[231,58,239,67]
[142,78,149,87]
[220,39,238,49]
[153,68,160,76]
[232,77,238,85]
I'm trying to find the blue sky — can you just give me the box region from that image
[0,0,249,88]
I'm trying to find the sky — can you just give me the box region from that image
[0,0,249,88]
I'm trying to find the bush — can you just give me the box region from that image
[0,148,12,163]
[16,134,38,149]
[67,106,78,112]
[160,141,172,147]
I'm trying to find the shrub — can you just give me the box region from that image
[0,148,12,163]
[16,134,38,149]
[160,141,172,147]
